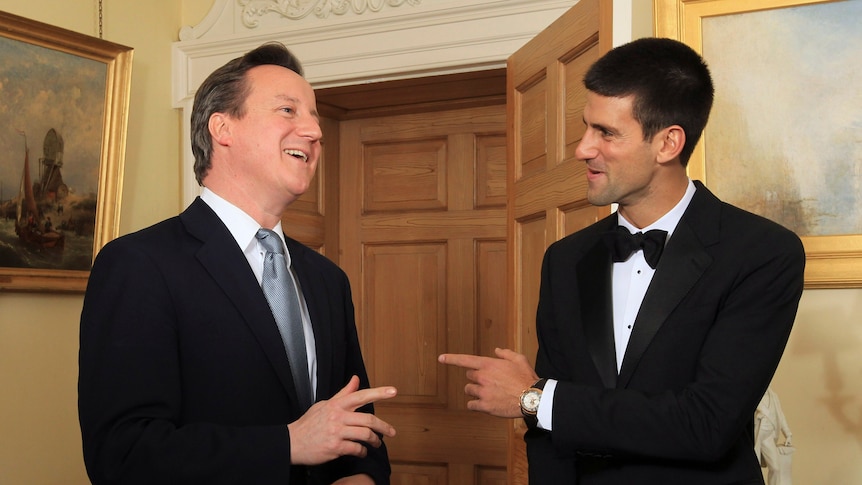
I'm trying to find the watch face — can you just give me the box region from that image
[520,389,541,413]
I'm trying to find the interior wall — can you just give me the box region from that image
[0,1,196,483]
[773,288,862,484]
[0,0,860,484]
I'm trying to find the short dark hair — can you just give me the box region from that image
[190,42,304,185]
[584,37,714,166]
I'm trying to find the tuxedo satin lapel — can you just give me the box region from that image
[617,218,713,387]
[577,234,618,389]
[285,238,333,402]
[180,199,305,410]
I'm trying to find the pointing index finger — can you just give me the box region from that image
[438,353,487,369]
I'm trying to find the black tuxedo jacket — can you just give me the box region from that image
[79,198,389,484]
[526,182,805,484]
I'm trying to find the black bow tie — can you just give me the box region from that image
[603,226,668,269]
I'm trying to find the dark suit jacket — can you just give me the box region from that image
[79,197,389,484]
[526,181,805,484]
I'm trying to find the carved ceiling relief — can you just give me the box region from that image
[239,0,423,27]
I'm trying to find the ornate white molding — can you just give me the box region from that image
[173,1,580,98]
[239,0,422,27]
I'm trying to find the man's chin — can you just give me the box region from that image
[586,190,609,207]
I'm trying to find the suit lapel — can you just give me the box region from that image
[578,217,618,389]
[180,199,306,411]
[617,183,719,386]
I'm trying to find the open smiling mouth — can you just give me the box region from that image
[284,149,308,163]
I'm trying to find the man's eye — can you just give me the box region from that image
[281,107,295,114]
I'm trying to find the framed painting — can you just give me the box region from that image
[0,11,132,292]
[655,0,862,288]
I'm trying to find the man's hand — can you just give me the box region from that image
[438,348,539,418]
[288,375,397,465]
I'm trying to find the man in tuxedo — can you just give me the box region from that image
[440,37,805,483]
[79,42,396,484]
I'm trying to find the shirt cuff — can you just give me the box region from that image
[536,378,556,430]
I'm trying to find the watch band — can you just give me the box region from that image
[532,378,548,391]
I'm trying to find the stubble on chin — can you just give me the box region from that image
[586,185,614,208]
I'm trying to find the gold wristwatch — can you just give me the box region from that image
[519,378,547,428]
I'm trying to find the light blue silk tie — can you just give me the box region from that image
[256,229,313,409]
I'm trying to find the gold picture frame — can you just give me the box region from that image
[0,11,132,292]
[655,0,862,289]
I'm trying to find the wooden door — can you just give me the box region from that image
[506,0,612,482]
[339,104,509,484]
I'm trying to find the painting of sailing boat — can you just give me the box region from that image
[0,11,132,291]
[6,130,80,262]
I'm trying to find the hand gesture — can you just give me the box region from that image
[288,375,397,465]
[438,348,539,418]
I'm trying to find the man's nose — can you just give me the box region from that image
[574,130,596,161]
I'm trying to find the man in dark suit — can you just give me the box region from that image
[440,37,805,483]
[79,42,396,484]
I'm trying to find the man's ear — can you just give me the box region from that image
[656,125,685,164]
[209,113,232,147]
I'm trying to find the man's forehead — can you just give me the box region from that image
[246,64,309,90]
[584,93,636,119]
[246,67,313,96]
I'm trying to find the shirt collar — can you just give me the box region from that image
[618,178,696,239]
[199,187,288,257]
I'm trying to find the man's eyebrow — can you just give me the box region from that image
[582,117,612,133]
[275,94,299,104]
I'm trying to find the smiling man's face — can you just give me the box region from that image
[576,92,663,214]
[225,64,323,209]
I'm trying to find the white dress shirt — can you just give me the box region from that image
[199,188,318,397]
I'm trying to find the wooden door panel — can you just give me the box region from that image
[341,104,507,485]
[507,0,612,482]
[476,466,507,485]
[513,215,547,364]
[392,463,447,485]
[364,242,447,404]
[364,139,448,212]
[384,408,506,464]
[516,76,549,179]
[476,134,507,208]
[477,240,508,358]
[391,464,508,485]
